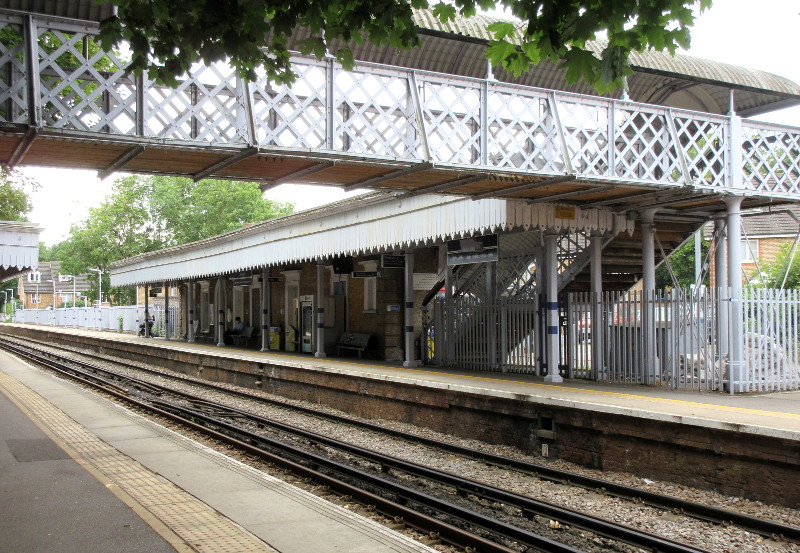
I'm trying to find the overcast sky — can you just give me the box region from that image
[24,0,800,245]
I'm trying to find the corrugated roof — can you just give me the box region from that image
[8,2,800,115]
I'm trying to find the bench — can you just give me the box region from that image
[336,332,371,358]
[231,326,255,347]
[195,324,216,344]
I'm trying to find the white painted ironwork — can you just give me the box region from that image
[110,194,629,287]
[568,287,800,392]
[3,12,800,199]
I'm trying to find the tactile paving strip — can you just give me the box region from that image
[0,370,277,553]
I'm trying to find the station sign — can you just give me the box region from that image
[381,254,405,268]
[149,287,162,297]
[352,271,381,278]
[266,277,283,283]
[232,277,253,286]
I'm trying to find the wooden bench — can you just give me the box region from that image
[336,332,371,358]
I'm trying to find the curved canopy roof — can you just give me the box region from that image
[7,1,800,117]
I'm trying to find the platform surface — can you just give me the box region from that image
[0,346,438,553]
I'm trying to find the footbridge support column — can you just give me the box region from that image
[641,209,658,385]
[715,220,729,364]
[590,232,604,379]
[725,196,745,392]
[544,233,563,383]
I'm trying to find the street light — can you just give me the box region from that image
[61,274,76,327]
[46,279,56,326]
[88,268,103,331]
[88,268,102,307]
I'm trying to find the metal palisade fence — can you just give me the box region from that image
[568,288,800,392]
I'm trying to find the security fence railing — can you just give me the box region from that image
[423,286,800,393]
[567,287,800,392]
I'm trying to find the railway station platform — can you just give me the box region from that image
[0,345,438,553]
[1,323,799,509]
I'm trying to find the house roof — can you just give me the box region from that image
[7,2,800,116]
[24,261,93,294]
[741,205,800,237]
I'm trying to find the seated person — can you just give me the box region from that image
[224,317,245,344]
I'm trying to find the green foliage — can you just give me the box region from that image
[98,0,711,93]
[759,244,800,289]
[656,235,709,289]
[47,175,293,304]
[0,167,36,222]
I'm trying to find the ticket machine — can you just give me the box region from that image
[299,295,314,353]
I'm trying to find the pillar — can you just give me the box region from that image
[444,263,453,365]
[641,209,657,385]
[725,196,745,392]
[590,232,604,380]
[144,284,150,338]
[216,277,225,347]
[163,281,170,341]
[260,268,270,351]
[714,219,728,361]
[485,260,497,370]
[403,251,418,368]
[544,233,563,383]
[187,281,195,343]
[315,260,326,358]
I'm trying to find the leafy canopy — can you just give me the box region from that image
[49,175,293,304]
[97,0,712,92]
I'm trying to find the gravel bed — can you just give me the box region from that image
[18,340,800,553]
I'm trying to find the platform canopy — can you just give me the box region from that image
[7,1,800,116]
[0,221,41,281]
[110,192,631,287]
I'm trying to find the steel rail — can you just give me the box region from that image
[4,334,799,544]
[0,340,566,553]
[1,339,710,553]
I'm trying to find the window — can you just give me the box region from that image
[359,261,378,313]
[741,239,758,263]
[28,272,41,283]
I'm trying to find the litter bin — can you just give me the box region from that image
[269,325,281,350]
[284,325,297,352]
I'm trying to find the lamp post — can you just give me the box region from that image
[88,268,102,307]
[88,268,103,331]
[46,279,56,326]
[62,274,76,327]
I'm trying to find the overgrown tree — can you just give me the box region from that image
[52,175,293,304]
[97,0,711,93]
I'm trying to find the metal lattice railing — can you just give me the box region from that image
[3,12,800,197]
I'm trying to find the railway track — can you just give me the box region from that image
[2,336,798,552]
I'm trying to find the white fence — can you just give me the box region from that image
[568,288,800,392]
[13,305,181,337]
